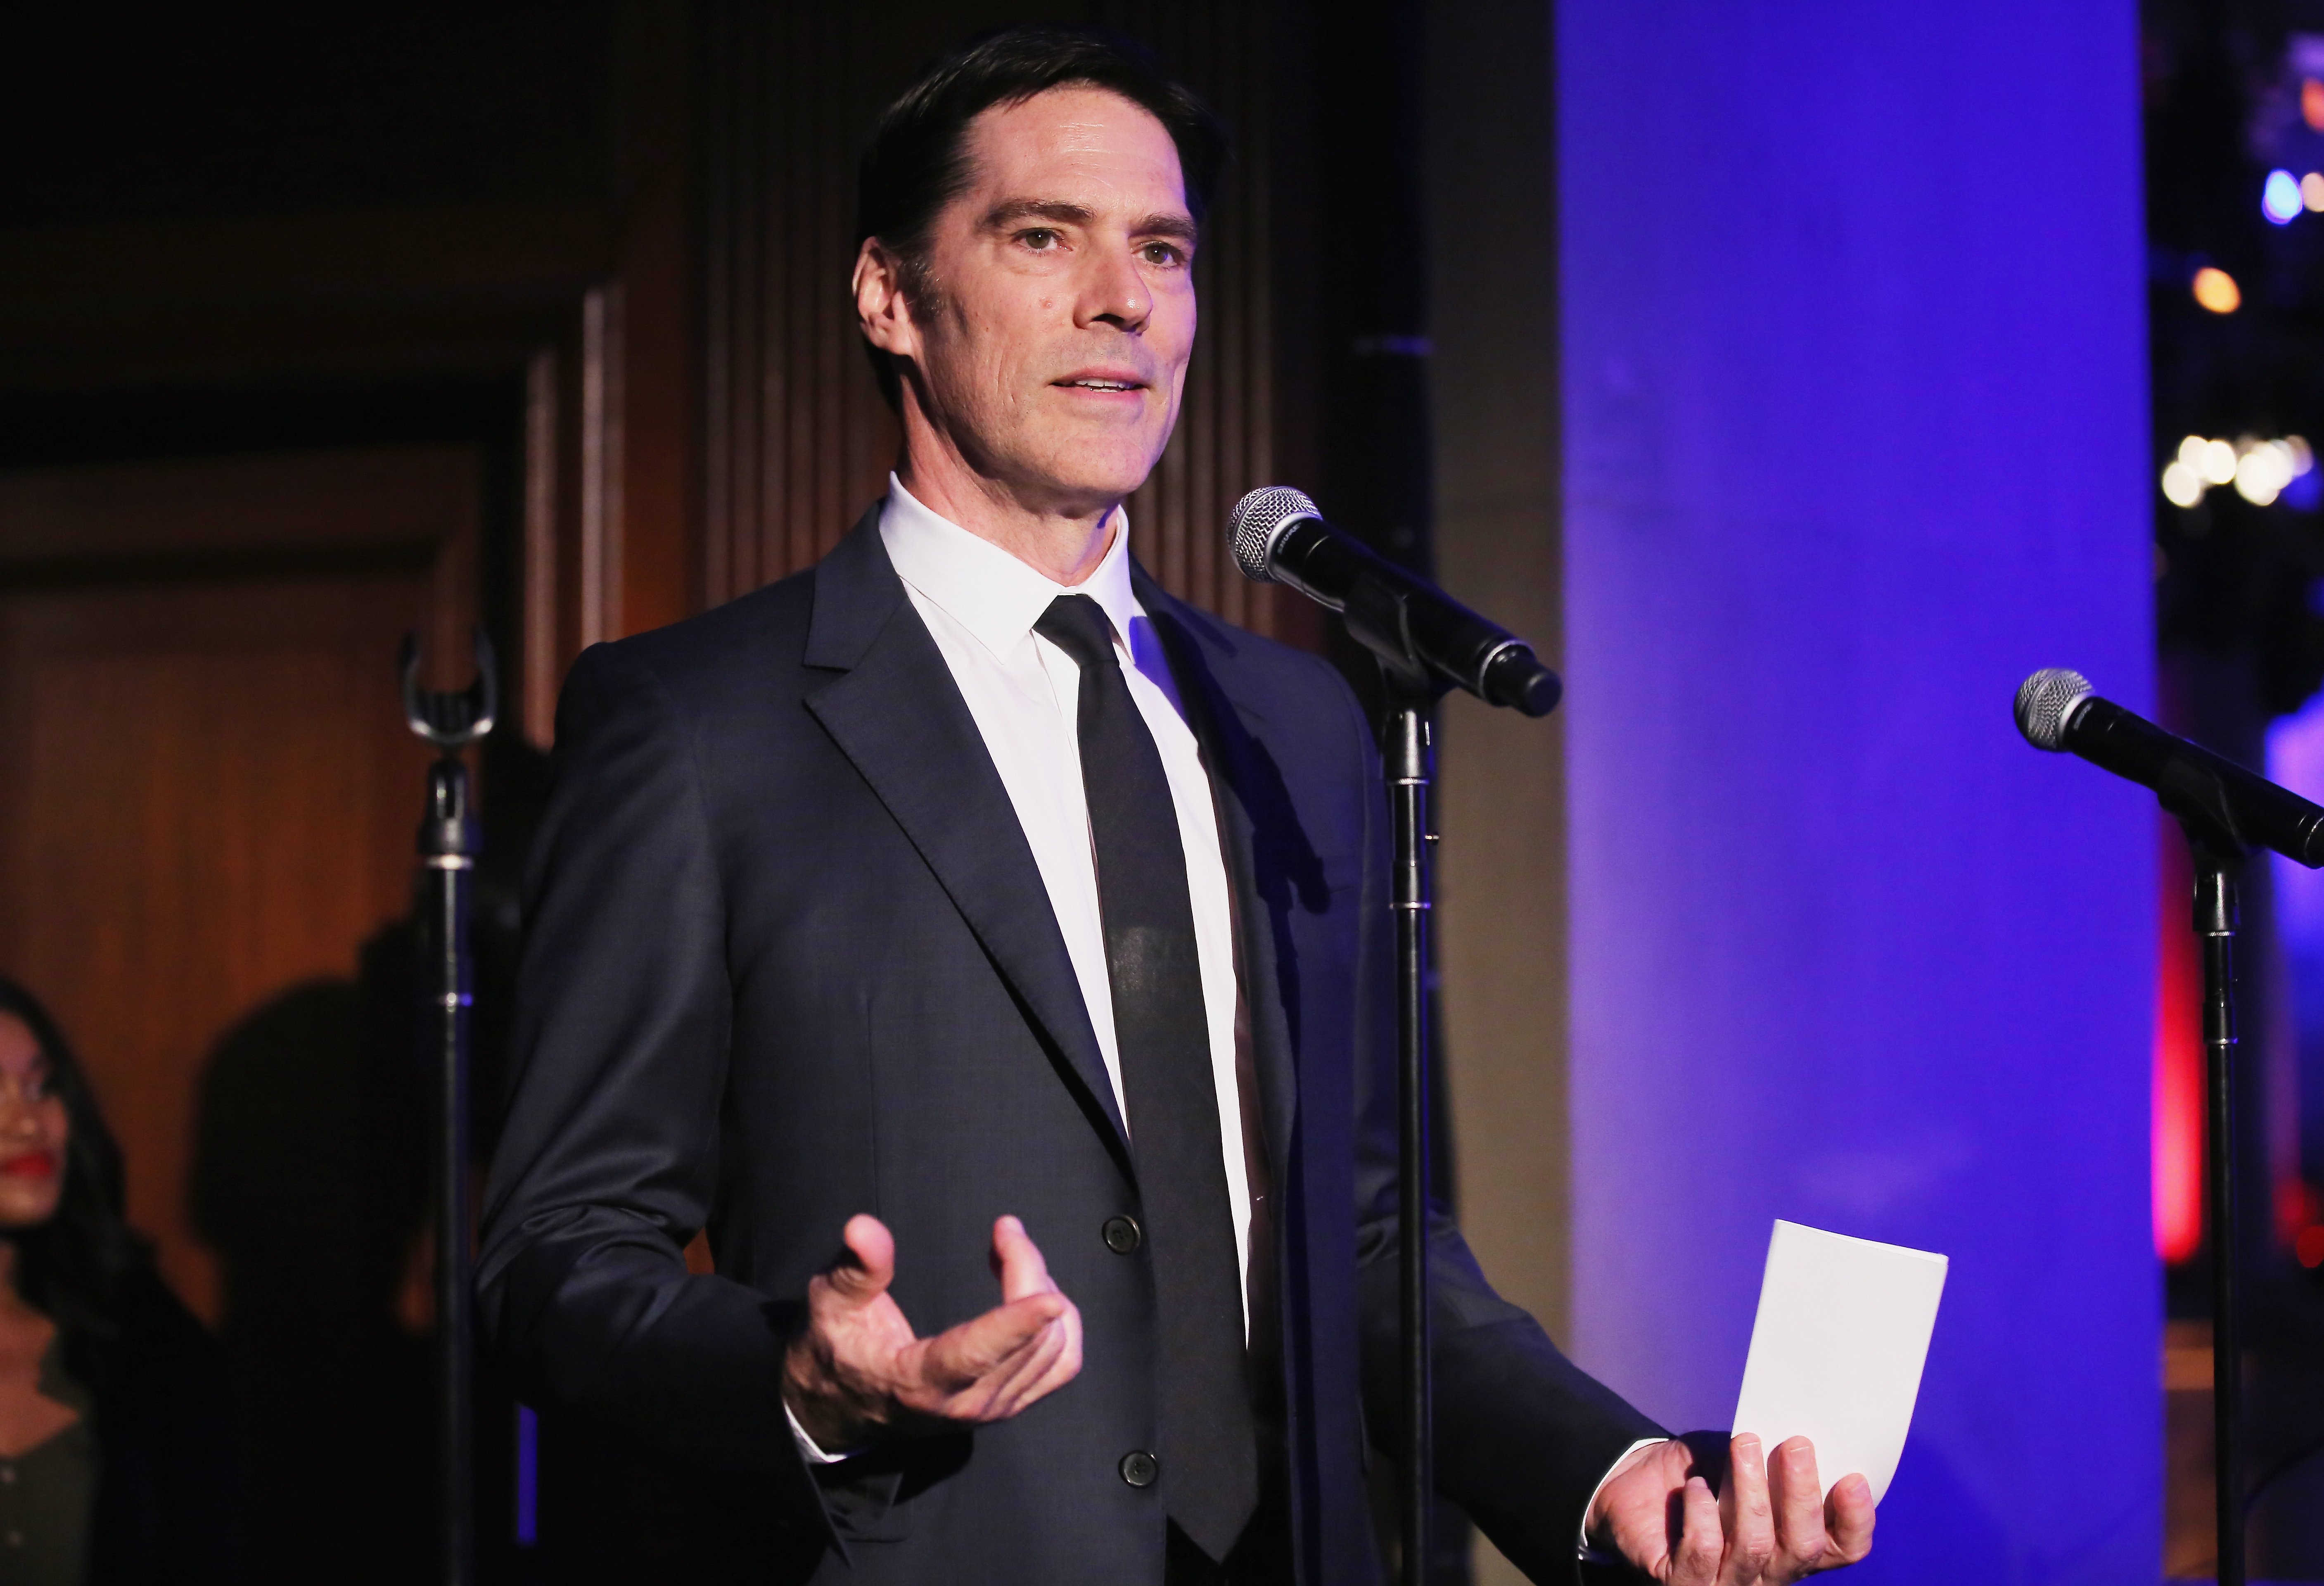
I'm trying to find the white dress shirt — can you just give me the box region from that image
[877,476,1257,1306]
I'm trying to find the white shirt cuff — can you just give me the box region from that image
[1576,1437,1671,1562]
[784,1399,860,1465]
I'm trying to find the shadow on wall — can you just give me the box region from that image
[178,734,551,1582]
[189,956,431,1586]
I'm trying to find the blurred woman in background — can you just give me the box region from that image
[0,980,234,1584]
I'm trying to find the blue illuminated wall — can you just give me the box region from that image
[1558,4,2156,1580]
[2270,705,2324,1187]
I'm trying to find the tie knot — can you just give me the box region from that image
[1034,594,1119,673]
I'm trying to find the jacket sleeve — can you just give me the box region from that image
[1337,678,1665,1582]
[474,640,838,1540]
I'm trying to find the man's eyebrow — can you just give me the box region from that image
[1134,211,1199,245]
[980,199,1200,245]
[982,198,1097,230]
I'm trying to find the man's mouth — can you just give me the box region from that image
[1053,371,1148,394]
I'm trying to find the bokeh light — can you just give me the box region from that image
[2305,171,2324,211]
[2265,168,2304,223]
[2192,266,2241,313]
[2236,444,2288,506]
[2160,434,2318,510]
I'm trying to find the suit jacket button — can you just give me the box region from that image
[1119,1450,1159,1488]
[1102,1214,1143,1254]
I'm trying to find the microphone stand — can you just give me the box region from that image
[1384,678,1443,1586]
[401,632,498,1586]
[1344,570,1455,1586]
[2162,798,2248,1586]
[2194,838,2247,1586]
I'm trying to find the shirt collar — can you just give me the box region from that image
[877,472,1143,660]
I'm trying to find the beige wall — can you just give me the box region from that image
[1422,2,1567,1580]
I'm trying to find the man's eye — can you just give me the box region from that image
[1020,228,1059,250]
[1141,242,1186,268]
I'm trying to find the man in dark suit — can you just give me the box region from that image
[477,25,1874,1586]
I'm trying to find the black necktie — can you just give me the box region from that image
[1034,594,1258,1561]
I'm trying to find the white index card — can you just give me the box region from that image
[1729,1220,1947,1506]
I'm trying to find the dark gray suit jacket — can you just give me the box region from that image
[476,510,1659,1584]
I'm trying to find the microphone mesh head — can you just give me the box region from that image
[2014,668,2093,750]
[1228,486,1319,582]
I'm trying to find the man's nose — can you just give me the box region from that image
[1077,244,1151,332]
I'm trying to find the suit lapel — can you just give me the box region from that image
[1136,575,1304,1201]
[805,513,1132,1163]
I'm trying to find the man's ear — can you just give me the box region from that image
[853,237,920,364]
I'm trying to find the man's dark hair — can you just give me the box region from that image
[855,24,1228,411]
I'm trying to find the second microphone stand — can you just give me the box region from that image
[2159,775,2250,1586]
[401,632,498,1586]
[2188,833,2248,1586]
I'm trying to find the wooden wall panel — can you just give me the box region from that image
[1102,0,1277,633]
[519,284,638,744]
[0,449,478,1322]
[697,3,894,604]
[610,0,698,642]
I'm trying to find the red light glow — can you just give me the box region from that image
[2277,1178,2319,1246]
[2155,826,2205,1265]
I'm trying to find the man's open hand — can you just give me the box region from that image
[1585,1434,1873,1584]
[781,1213,1084,1453]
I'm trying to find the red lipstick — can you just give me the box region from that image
[0,1152,56,1180]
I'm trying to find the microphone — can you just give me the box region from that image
[1228,487,1561,715]
[2015,668,2324,866]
